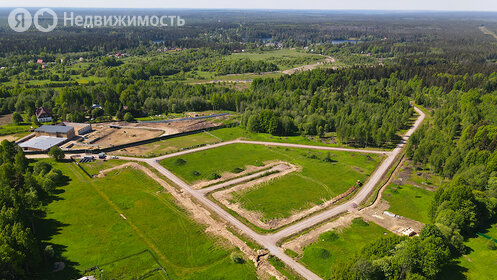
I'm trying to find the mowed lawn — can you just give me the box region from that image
[441,225,497,280]
[382,183,435,224]
[113,132,220,157]
[161,144,382,220]
[35,160,257,280]
[300,218,391,279]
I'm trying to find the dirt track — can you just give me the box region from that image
[26,105,425,280]
[96,162,285,279]
[138,105,424,280]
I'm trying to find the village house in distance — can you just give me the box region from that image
[35,107,52,123]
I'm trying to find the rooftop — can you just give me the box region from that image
[19,136,67,151]
[35,125,74,134]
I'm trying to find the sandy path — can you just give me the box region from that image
[24,104,425,280]
[141,105,425,280]
[97,162,285,279]
[199,163,291,194]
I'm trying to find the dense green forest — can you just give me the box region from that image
[0,141,65,279]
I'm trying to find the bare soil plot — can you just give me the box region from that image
[0,134,19,142]
[90,127,163,147]
[359,200,424,235]
[0,113,12,125]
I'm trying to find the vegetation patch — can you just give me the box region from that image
[383,183,435,223]
[112,132,220,157]
[300,218,390,279]
[441,225,497,280]
[162,143,381,220]
[35,160,257,279]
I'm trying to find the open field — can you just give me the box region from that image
[90,126,164,147]
[441,224,497,280]
[224,49,325,70]
[77,159,130,175]
[111,132,221,157]
[161,143,382,220]
[0,122,32,136]
[382,183,435,224]
[34,160,257,279]
[0,113,12,125]
[299,218,391,279]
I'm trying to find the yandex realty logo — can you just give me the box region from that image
[8,8,58,32]
[8,8,185,32]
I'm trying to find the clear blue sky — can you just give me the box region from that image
[2,0,497,11]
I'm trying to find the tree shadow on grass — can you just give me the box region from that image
[438,259,468,280]
[31,217,81,280]
[30,176,81,279]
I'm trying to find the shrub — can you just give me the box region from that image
[320,231,339,242]
[191,170,201,176]
[42,178,56,193]
[352,218,369,227]
[232,167,245,173]
[123,112,134,122]
[208,173,221,180]
[487,240,497,250]
[318,248,331,259]
[12,112,23,125]
[175,158,187,166]
[230,252,245,264]
[48,146,64,161]
[33,161,52,176]
[44,245,55,260]
[46,169,63,184]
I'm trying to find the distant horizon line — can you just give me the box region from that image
[0,7,496,13]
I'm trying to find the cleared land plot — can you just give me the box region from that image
[300,218,391,279]
[224,49,324,70]
[382,183,435,224]
[0,113,12,125]
[112,132,220,157]
[91,127,163,147]
[161,144,382,220]
[441,224,497,280]
[35,160,257,280]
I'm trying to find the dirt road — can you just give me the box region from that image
[192,55,335,84]
[25,106,425,280]
[143,106,425,280]
[281,56,335,75]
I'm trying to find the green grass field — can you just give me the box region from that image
[209,126,389,151]
[77,159,129,175]
[382,183,435,223]
[300,218,391,279]
[441,224,497,280]
[112,132,221,157]
[161,144,382,220]
[35,160,257,280]
[224,49,324,70]
[0,122,32,136]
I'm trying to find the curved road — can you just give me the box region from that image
[29,106,425,280]
[142,106,424,280]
